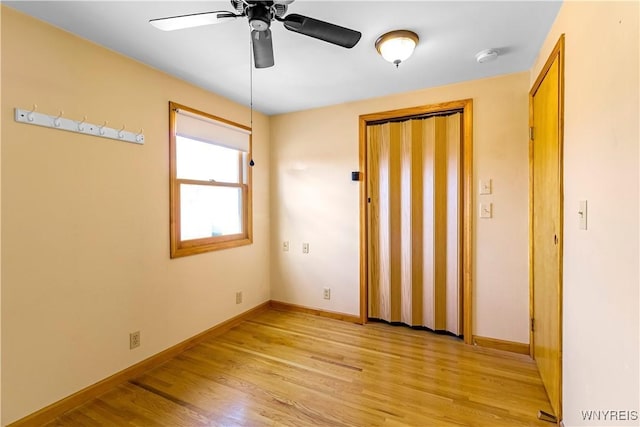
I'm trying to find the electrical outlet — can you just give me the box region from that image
[129,331,140,350]
[302,243,310,254]
[236,291,243,304]
[323,288,331,300]
[283,241,289,252]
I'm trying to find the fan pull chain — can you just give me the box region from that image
[250,42,253,132]
[249,31,255,167]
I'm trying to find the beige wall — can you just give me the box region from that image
[0,8,270,424]
[531,2,639,425]
[270,71,531,343]
[0,5,3,424]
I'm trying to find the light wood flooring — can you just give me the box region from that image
[47,309,553,426]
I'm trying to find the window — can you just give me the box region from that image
[169,102,252,257]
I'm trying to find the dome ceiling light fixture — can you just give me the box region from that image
[475,48,499,63]
[375,30,419,68]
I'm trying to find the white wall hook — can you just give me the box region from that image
[14,107,144,145]
[77,116,87,132]
[98,120,108,135]
[27,104,37,122]
[53,110,64,128]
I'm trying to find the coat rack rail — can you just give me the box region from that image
[14,108,144,145]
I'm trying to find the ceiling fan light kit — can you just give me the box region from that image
[375,30,419,67]
[150,0,362,69]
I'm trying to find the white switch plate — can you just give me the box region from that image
[579,200,588,230]
[283,241,289,252]
[302,243,310,254]
[480,203,492,218]
[480,179,492,195]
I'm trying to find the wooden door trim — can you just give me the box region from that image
[529,34,564,418]
[358,99,473,344]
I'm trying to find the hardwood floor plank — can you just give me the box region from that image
[184,346,381,426]
[46,309,552,426]
[231,319,543,406]
[172,352,361,426]
[135,362,296,426]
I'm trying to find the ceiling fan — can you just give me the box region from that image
[150,0,362,69]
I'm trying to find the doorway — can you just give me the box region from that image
[529,35,564,419]
[359,99,473,343]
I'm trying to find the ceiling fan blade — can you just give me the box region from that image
[150,11,238,31]
[252,29,275,68]
[282,14,361,48]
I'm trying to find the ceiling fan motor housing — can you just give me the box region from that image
[248,3,273,32]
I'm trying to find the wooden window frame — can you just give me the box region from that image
[169,102,252,258]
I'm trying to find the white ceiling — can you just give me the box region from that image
[5,1,562,115]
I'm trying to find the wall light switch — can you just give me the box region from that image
[578,200,588,230]
[302,243,310,254]
[480,179,492,195]
[480,203,492,219]
[283,241,289,252]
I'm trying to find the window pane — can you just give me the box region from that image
[176,136,240,183]
[180,184,242,240]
